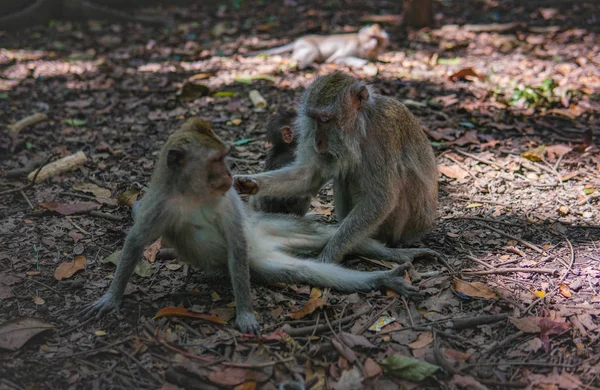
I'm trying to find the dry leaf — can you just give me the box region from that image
[153,307,227,324]
[54,256,86,280]
[521,145,546,162]
[309,287,322,299]
[73,182,111,198]
[452,279,499,300]
[143,238,161,263]
[68,231,84,243]
[0,317,55,350]
[546,144,572,161]
[509,316,541,333]
[209,308,236,322]
[208,367,251,386]
[234,382,257,390]
[407,332,433,349]
[449,67,483,82]
[32,296,45,305]
[339,332,376,349]
[117,188,140,207]
[439,165,469,180]
[40,201,100,215]
[310,200,333,216]
[288,297,328,320]
[178,82,210,101]
[306,360,326,390]
[364,357,382,378]
[452,130,479,146]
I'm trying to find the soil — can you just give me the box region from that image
[1,1,599,389]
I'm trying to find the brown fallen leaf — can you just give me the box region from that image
[546,144,572,161]
[40,201,100,215]
[452,130,479,146]
[339,332,376,349]
[178,82,210,101]
[364,357,382,378]
[117,188,140,207]
[209,307,236,322]
[54,256,86,280]
[153,307,227,324]
[32,295,45,305]
[453,279,499,300]
[559,171,581,182]
[234,382,257,390]
[332,338,357,363]
[288,296,328,320]
[143,238,162,263]
[449,67,483,82]
[73,182,111,198]
[68,231,84,243]
[310,201,333,216]
[0,317,55,350]
[208,367,251,387]
[521,145,546,162]
[439,165,469,180]
[407,331,433,349]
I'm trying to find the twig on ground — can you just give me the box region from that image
[432,329,458,374]
[20,190,34,209]
[462,267,558,276]
[281,306,370,337]
[478,223,547,255]
[557,237,575,286]
[0,153,57,196]
[8,112,48,133]
[223,357,295,368]
[55,336,134,358]
[11,273,60,294]
[66,216,90,235]
[5,156,43,178]
[444,216,520,226]
[116,346,162,385]
[89,210,125,222]
[455,149,504,170]
[466,255,495,269]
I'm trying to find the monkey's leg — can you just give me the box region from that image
[223,193,261,335]
[80,225,150,320]
[250,254,419,297]
[331,56,369,68]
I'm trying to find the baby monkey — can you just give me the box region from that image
[82,118,422,335]
[250,109,311,216]
[249,24,389,69]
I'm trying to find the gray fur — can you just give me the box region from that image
[235,72,439,264]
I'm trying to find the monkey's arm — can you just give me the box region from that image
[81,197,162,319]
[235,165,325,197]
[223,191,260,335]
[318,183,398,264]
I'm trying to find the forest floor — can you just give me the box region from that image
[1,1,599,389]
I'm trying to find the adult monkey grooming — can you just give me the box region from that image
[249,24,389,69]
[235,72,439,265]
[82,118,422,334]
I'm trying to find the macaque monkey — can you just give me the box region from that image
[250,109,311,216]
[82,118,424,335]
[249,24,389,69]
[235,72,439,265]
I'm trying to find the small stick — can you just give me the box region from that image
[455,149,504,170]
[116,346,162,385]
[55,336,134,357]
[20,190,34,209]
[466,255,494,269]
[89,210,125,222]
[281,306,370,337]
[557,237,574,286]
[65,216,90,236]
[443,216,520,226]
[0,153,57,196]
[451,313,509,330]
[478,223,547,255]
[432,329,457,374]
[11,273,60,294]
[462,267,557,276]
[222,357,294,368]
[8,112,48,133]
[249,90,267,110]
[5,156,43,178]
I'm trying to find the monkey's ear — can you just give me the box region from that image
[352,85,370,109]
[167,147,185,170]
[281,126,294,144]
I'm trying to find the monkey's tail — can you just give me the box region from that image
[249,254,386,293]
[245,42,295,56]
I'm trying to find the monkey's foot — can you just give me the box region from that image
[233,175,259,195]
[235,312,261,336]
[387,247,442,264]
[80,293,121,321]
[382,264,421,298]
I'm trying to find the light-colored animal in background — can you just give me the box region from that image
[249,24,390,69]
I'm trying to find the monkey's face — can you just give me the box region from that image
[301,73,370,162]
[357,24,389,59]
[166,143,232,199]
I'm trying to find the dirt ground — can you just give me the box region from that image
[1,1,599,389]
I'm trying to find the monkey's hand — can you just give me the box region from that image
[80,292,122,321]
[236,311,261,336]
[233,175,259,195]
[382,264,421,298]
